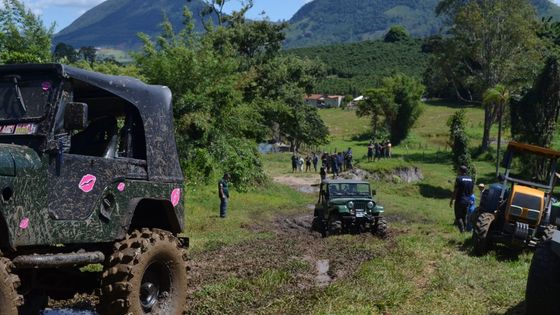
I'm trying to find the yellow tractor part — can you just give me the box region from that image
[506,185,544,226]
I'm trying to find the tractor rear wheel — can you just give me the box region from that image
[372,217,387,238]
[0,257,22,315]
[98,228,188,315]
[526,240,560,314]
[473,212,495,256]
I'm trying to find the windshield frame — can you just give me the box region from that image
[326,183,372,198]
[0,74,61,125]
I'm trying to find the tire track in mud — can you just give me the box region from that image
[186,211,404,314]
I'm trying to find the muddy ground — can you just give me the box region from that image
[44,176,398,314]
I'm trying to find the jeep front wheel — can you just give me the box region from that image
[0,257,22,315]
[372,217,387,238]
[98,228,188,315]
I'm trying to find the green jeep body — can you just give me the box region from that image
[0,64,188,314]
[312,179,386,237]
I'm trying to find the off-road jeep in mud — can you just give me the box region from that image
[312,179,386,237]
[0,64,188,315]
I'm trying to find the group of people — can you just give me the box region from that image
[367,140,392,161]
[291,153,320,173]
[319,148,354,180]
[291,148,354,180]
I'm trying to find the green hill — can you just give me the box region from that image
[288,39,429,95]
[54,0,210,49]
[285,0,560,48]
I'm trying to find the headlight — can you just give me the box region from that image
[367,201,374,209]
[347,201,354,209]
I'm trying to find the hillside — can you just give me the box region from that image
[288,39,429,95]
[285,0,560,48]
[54,0,210,49]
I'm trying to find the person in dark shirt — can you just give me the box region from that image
[450,165,474,233]
[219,173,231,218]
[291,154,297,173]
[312,153,319,172]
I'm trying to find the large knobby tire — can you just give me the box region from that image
[98,228,188,315]
[526,241,560,314]
[372,217,388,239]
[0,257,22,315]
[473,212,495,256]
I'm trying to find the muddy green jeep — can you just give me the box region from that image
[0,64,188,315]
[312,179,387,237]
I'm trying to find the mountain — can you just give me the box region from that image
[55,0,560,50]
[284,0,560,48]
[54,0,210,49]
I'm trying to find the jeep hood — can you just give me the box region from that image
[0,144,40,176]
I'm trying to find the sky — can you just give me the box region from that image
[18,0,313,32]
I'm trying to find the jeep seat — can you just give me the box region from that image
[70,116,118,157]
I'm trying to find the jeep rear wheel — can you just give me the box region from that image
[473,212,495,256]
[526,241,560,314]
[98,228,188,315]
[0,257,22,315]
[372,217,387,238]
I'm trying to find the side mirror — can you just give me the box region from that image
[64,102,88,131]
[372,189,377,196]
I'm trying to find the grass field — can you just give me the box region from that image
[185,101,530,314]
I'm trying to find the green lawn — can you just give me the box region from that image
[186,101,530,314]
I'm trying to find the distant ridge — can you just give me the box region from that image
[54,0,560,50]
[54,0,210,49]
[284,0,560,48]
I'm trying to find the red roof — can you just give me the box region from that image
[305,94,324,100]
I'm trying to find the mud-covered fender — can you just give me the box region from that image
[373,205,384,214]
[335,205,350,215]
[117,198,182,239]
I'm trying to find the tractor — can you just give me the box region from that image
[472,142,560,255]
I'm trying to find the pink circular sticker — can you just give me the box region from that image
[117,182,126,192]
[41,81,51,91]
[171,188,181,207]
[19,217,29,229]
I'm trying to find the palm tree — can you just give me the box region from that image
[483,84,511,177]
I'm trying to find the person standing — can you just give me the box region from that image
[298,156,304,172]
[312,153,319,172]
[322,153,329,174]
[387,141,392,158]
[450,166,474,233]
[367,142,374,162]
[331,153,339,178]
[305,155,311,172]
[346,147,353,170]
[218,173,231,218]
[320,166,327,182]
[291,154,297,173]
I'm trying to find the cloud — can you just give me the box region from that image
[21,0,105,16]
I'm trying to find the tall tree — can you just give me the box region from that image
[0,0,54,64]
[53,42,78,63]
[357,74,424,145]
[511,57,560,179]
[432,0,540,151]
[483,84,510,176]
[448,109,476,178]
